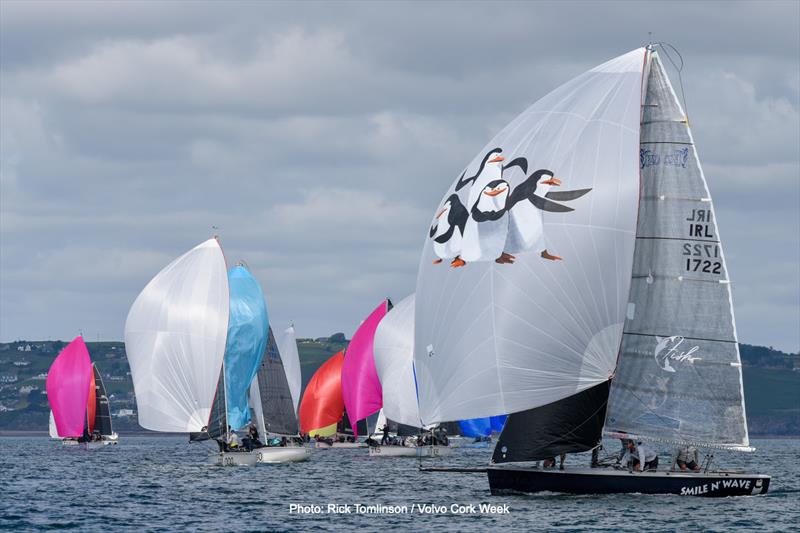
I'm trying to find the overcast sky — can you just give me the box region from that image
[1,1,798,352]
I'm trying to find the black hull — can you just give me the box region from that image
[488,466,770,497]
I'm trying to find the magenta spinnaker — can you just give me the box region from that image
[46,336,92,438]
[341,300,389,435]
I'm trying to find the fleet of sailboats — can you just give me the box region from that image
[40,43,770,497]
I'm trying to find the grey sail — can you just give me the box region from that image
[256,327,299,436]
[605,51,750,450]
[92,364,114,436]
[206,366,228,440]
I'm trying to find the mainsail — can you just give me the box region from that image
[92,364,114,437]
[341,299,391,433]
[46,336,93,438]
[414,48,645,426]
[253,326,299,436]
[125,238,229,432]
[604,51,750,450]
[223,265,269,430]
[373,294,423,428]
[278,325,302,415]
[299,351,345,436]
[49,411,59,439]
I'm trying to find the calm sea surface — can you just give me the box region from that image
[1,436,797,532]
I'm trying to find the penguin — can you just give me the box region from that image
[457,154,508,266]
[454,147,503,192]
[429,194,469,264]
[500,169,592,263]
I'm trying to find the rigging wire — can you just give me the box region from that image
[656,42,690,122]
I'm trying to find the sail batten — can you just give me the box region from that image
[605,50,749,449]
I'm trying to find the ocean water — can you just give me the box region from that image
[1,436,797,532]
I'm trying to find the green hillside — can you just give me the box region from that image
[1,338,797,435]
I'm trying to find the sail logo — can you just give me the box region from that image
[639,148,659,168]
[654,336,701,372]
[664,148,689,168]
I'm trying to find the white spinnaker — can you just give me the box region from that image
[49,410,59,438]
[415,48,646,425]
[278,325,302,415]
[374,294,422,428]
[124,238,229,432]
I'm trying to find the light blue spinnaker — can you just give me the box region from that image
[224,265,269,430]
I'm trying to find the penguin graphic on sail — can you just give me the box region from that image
[429,194,469,264]
[429,147,592,267]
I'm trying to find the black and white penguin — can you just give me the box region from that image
[501,169,592,262]
[429,194,469,264]
[460,176,510,264]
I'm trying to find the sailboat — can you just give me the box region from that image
[415,45,769,496]
[371,294,452,458]
[125,238,229,451]
[202,263,272,466]
[46,336,118,447]
[247,325,311,463]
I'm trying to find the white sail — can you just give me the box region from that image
[278,325,302,415]
[374,294,421,428]
[415,49,647,425]
[124,238,229,432]
[49,410,60,439]
[605,51,750,450]
[371,408,388,437]
[248,378,267,438]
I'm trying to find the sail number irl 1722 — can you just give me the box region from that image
[683,209,721,274]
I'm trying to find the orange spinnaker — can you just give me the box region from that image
[299,351,345,435]
[87,370,96,433]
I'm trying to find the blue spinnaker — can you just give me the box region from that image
[490,415,507,433]
[224,265,269,430]
[458,417,492,438]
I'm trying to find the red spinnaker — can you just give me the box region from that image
[87,368,97,433]
[299,351,345,435]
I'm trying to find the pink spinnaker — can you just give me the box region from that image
[46,336,92,438]
[341,300,389,435]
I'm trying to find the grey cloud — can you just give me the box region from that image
[1,0,798,351]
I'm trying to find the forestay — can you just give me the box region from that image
[605,52,750,450]
[373,294,422,428]
[415,49,646,425]
[125,238,229,432]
